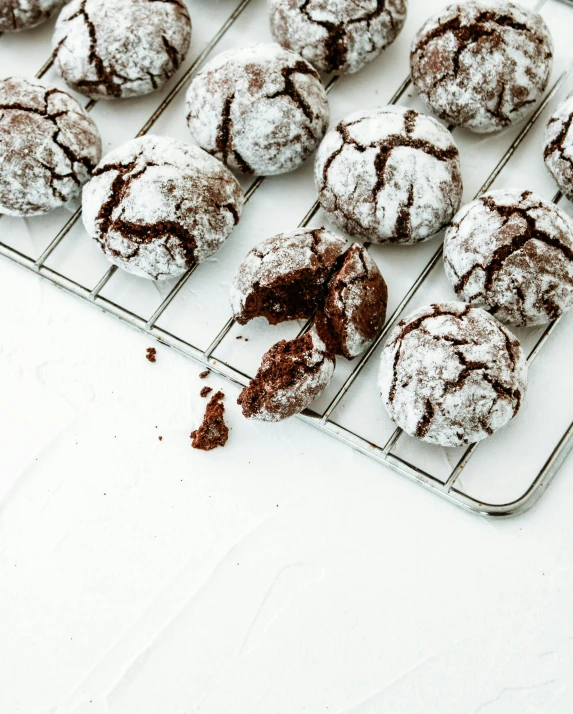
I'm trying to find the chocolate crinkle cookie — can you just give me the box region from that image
[82,135,244,280]
[238,332,335,421]
[52,0,191,99]
[315,105,462,244]
[379,302,528,447]
[268,0,408,75]
[315,243,387,359]
[0,0,64,31]
[186,43,329,176]
[410,0,553,134]
[444,190,573,326]
[544,92,573,202]
[231,227,346,326]
[0,77,101,217]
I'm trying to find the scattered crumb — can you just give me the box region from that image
[199,370,210,379]
[236,335,243,339]
[191,391,229,451]
[245,338,249,342]
[158,436,163,441]
[200,386,213,398]
[146,347,157,363]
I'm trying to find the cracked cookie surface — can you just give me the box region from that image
[238,332,335,422]
[231,227,346,326]
[444,189,573,326]
[268,0,407,75]
[82,135,244,280]
[410,0,553,134]
[379,302,527,447]
[0,76,101,216]
[52,0,191,99]
[544,92,573,202]
[186,43,329,176]
[315,105,462,244]
[0,0,64,31]
[315,243,387,359]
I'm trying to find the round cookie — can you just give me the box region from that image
[186,43,330,176]
[268,0,408,75]
[82,135,244,280]
[444,190,573,326]
[315,244,387,359]
[238,332,335,421]
[410,0,553,134]
[379,302,527,447]
[231,227,346,325]
[0,77,101,217]
[0,0,64,31]
[544,92,573,202]
[52,0,191,100]
[315,106,463,244]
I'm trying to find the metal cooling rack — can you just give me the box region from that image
[1,0,573,518]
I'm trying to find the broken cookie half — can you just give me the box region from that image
[231,228,388,359]
[238,332,335,422]
[315,244,388,359]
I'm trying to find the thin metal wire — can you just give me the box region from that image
[1,0,572,518]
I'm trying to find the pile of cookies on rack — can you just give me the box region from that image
[1,0,573,448]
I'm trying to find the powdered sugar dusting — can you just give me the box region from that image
[379,302,528,447]
[443,189,573,326]
[315,105,462,244]
[544,91,573,202]
[410,0,553,133]
[82,135,244,281]
[186,43,330,176]
[238,331,335,422]
[0,76,101,217]
[53,0,191,99]
[0,0,64,31]
[230,227,346,320]
[268,0,407,75]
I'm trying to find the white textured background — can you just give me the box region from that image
[1,0,573,712]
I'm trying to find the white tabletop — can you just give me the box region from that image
[1,0,573,712]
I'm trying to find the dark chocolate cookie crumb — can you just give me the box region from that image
[200,386,213,398]
[315,244,388,359]
[231,227,346,325]
[191,391,229,451]
[268,0,407,75]
[53,0,192,100]
[379,302,528,447]
[410,0,553,133]
[238,332,335,421]
[158,436,163,441]
[199,370,210,379]
[146,347,157,363]
[444,189,573,326]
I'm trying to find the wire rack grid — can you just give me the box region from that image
[1,0,573,518]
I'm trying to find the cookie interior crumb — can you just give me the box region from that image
[191,391,229,450]
[146,347,157,363]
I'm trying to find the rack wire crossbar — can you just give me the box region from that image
[1,0,573,518]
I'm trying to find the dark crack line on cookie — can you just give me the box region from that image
[267,60,319,124]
